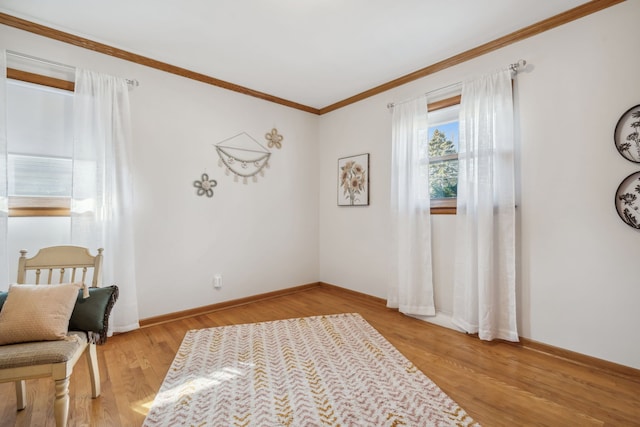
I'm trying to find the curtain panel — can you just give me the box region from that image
[452,68,518,341]
[388,96,436,316]
[0,51,8,287]
[72,69,139,333]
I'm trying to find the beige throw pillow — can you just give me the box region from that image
[0,283,80,345]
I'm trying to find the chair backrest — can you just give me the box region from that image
[16,246,104,288]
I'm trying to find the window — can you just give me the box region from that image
[426,96,460,214]
[6,78,74,217]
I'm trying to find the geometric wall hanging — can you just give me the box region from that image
[215,132,271,184]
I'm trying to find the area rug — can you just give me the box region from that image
[143,313,479,426]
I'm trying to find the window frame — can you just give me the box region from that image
[427,95,460,215]
[6,68,75,217]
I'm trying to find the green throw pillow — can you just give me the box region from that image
[69,285,119,344]
[0,291,7,311]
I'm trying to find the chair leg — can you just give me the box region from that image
[54,377,70,427]
[86,343,101,398]
[15,380,26,410]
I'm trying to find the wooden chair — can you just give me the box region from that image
[0,246,104,427]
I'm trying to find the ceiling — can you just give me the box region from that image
[0,0,590,110]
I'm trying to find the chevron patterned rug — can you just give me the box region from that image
[143,313,479,426]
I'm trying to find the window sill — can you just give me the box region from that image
[9,197,70,217]
[9,207,70,217]
[430,198,456,215]
[431,206,456,215]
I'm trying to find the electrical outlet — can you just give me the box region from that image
[213,274,222,289]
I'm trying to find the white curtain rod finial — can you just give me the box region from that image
[510,59,527,72]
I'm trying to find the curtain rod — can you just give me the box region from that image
[6,50,140,87]
[387,59,526,109]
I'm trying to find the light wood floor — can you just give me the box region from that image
[1,285,638,426]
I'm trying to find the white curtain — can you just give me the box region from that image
[452,68,518,341]
[388,96,435,316]
[0,51,8,287]
[72,69,139,332]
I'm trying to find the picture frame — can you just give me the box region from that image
[614,104,640,163]
[338,153,369,206]
[615,171,640,229]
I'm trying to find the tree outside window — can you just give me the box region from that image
[428,127,458,199]
[426,101,459,212]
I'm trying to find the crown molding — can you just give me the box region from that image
[318,0,625,114]
[0,12,320,115]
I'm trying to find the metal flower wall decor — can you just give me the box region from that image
[194,173,217,197]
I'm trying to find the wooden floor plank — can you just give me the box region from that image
[1,285,638,426]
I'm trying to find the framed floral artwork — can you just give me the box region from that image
[338,153,369,206]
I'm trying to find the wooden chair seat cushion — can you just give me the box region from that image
[0,331,87,369]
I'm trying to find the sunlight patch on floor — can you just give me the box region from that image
[131,366,248,416]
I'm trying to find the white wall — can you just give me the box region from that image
[0,25,320,319]
[318,1,640,369]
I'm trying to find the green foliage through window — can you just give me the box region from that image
[428,126,458,199]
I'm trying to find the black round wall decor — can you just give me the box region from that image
[615,171,640,229]
[614,104,640,163]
